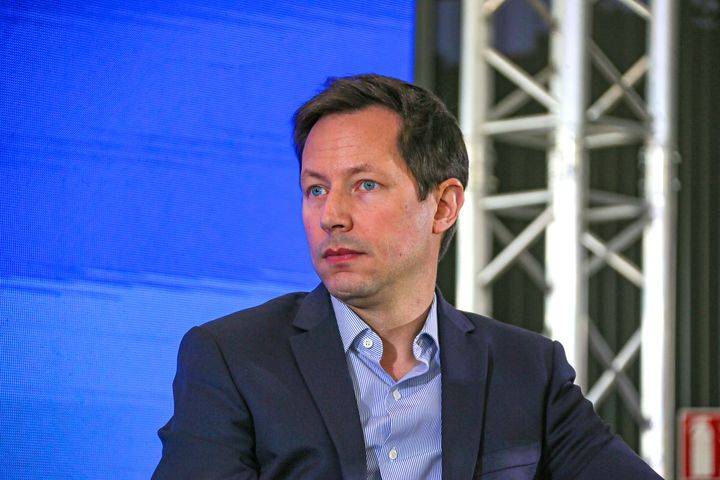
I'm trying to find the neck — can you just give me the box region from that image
[343,283,436,381]
[350,291,433,334]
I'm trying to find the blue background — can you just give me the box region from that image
[0,1,414,477]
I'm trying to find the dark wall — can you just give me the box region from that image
[676,0,720,411]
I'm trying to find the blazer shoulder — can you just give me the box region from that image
[463,309,552,345]
[200,291,309,338]
[456,309,556,368]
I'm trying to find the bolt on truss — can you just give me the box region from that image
[456,0,678,476]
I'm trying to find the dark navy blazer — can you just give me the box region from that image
[153,284,661,479]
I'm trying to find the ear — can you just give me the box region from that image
[432,178,465,235]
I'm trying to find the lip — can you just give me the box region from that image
[323,247,363,264]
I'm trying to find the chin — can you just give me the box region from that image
[322,276,380,304]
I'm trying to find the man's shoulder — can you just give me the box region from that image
[454,306,555,352]
[201,291,310,337]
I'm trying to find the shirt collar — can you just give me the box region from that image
[331,294,439,353]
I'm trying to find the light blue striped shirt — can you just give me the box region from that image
[331,296,442,480]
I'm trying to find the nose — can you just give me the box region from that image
[320,190,352,233]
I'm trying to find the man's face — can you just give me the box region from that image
[301,106,440,306]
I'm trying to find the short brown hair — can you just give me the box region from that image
[292,74,468,260]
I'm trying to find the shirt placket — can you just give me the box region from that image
[377,334,437,478]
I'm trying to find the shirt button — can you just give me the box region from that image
[362,338,373,349]
[388,447,398,460]
[392,389,401,401]
[416,338,424,347]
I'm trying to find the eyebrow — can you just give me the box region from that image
[300,163,377,183]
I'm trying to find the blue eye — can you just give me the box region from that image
[360,180,377,191]
[309,185,326,197]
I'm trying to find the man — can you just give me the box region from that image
[154,74,661,479]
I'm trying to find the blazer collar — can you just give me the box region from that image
[290,285,489,480]
[437,290,489,479]
[289,284,367,479]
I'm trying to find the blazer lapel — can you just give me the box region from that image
[289,285,366,480]
[438,293,490,479]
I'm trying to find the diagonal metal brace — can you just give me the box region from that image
[485,48,558,111]
[478,207,552,286]
[488,214,548,291]
[584,216,648,285]
[589,42,649,121]
[586,323,649,428]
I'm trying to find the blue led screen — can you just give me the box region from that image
[0,1,415,477]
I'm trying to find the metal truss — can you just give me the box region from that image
[456,0,678,476]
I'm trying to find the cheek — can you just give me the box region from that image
[371,205,430,253]
[401,201,434,234]
[302,210,320,243]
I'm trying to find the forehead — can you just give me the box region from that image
[301,106,403,174]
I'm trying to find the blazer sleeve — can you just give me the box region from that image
[541,341,663,479]
[153,326,259,480]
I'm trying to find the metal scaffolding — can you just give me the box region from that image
[456,0,678,476]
